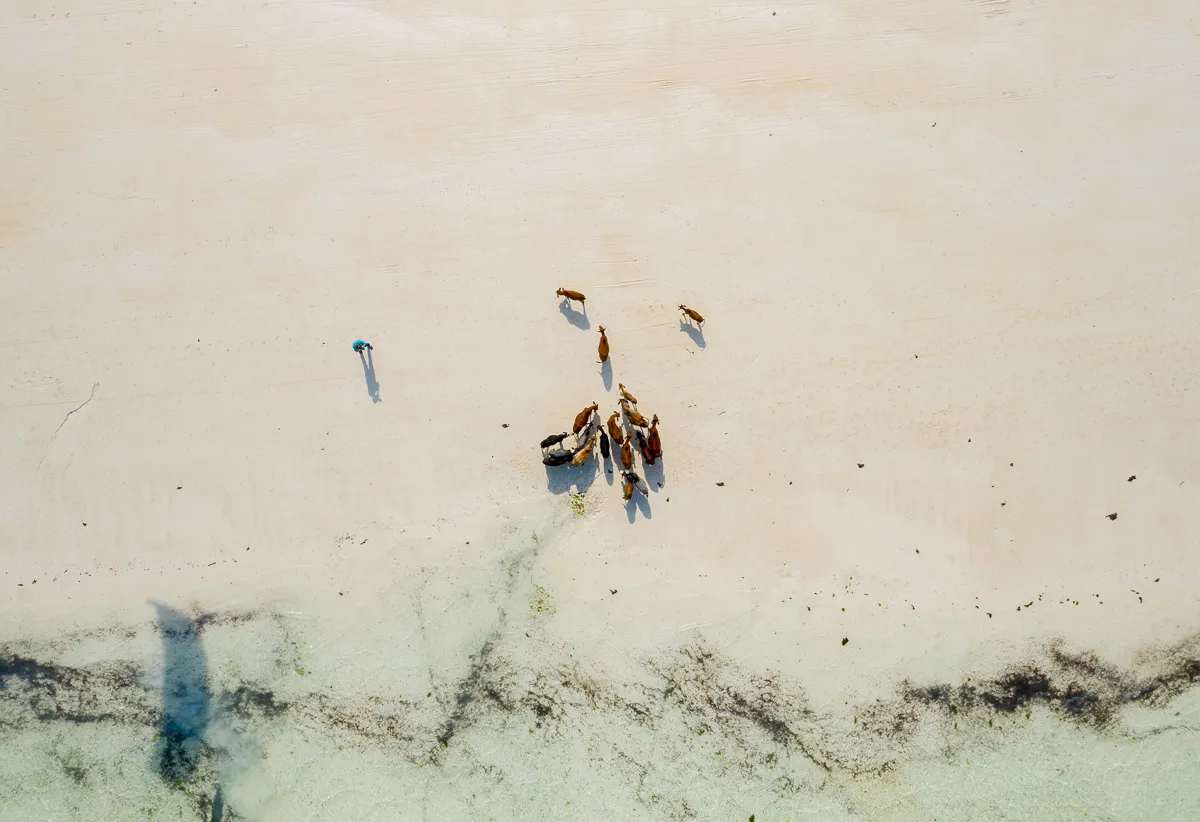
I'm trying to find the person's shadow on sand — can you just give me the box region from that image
[360,349,381,402]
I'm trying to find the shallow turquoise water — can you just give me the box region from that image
[3,512,1197,822]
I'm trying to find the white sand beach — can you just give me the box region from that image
[2,0,1199,819]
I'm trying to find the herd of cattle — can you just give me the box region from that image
[541,289,705,503]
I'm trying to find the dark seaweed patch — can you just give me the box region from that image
[1062,690,1099,715]
[0,652,149,727]
[645,646,834,775]
[193,610,259,633]
[0,654,63,686]
[520,672,566,731]
[219,685,287,720]
[435,636,515,756]
[301,691,418,750]
[982,670,1052,712]
[900,636,1200,730]
[47,742,94,788]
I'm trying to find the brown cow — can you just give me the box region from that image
[606,412,624,445]
[621,399,649,429]
[618,383,638,404]
[597,326,609,363]
[622,477,635,501]
[571,434,597,466]
[679,305,704,326]
[573,402,598,434]
[620,436,634,470]
[557,288,586,305]
[647,414,662,459]
[640,442,656,465]
[577,412,600,444]
[634,430,655,465]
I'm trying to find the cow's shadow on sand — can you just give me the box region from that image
[545,458,600,495]
[559,301,590,330]
[643,457,666,492]
[680,320,705,348]
[625,493,651,522]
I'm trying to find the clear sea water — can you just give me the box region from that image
[3,503,1197,821]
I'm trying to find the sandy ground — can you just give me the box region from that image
[2,0,1200,819]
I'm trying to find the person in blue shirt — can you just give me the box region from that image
[354,339,380,401]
